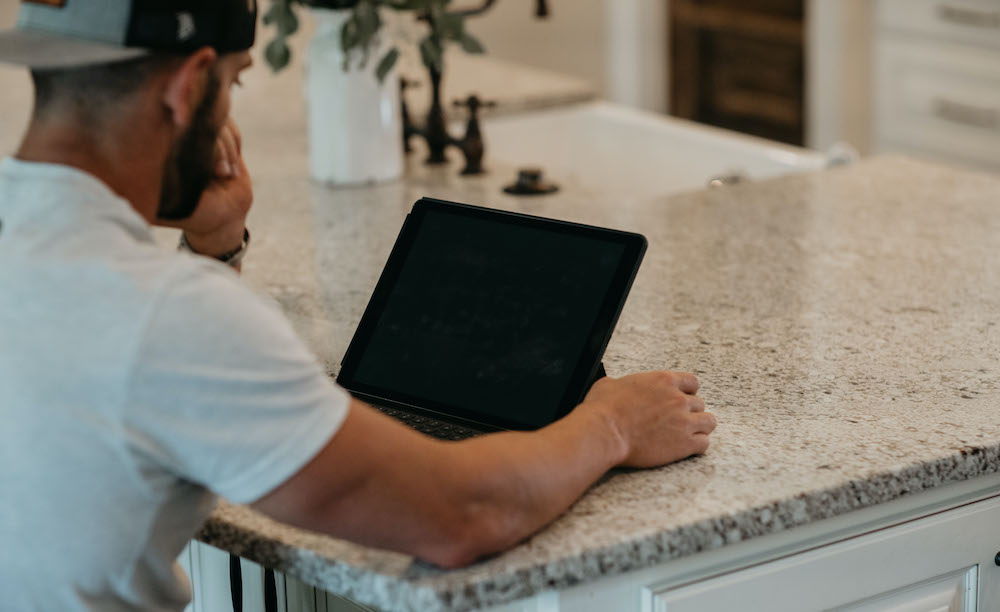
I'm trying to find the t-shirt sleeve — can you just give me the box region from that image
[125,259,350,504]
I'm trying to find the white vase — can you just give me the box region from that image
[305,8,403,186]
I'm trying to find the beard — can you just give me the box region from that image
[156,68,223,221]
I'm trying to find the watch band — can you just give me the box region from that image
[178,228,250,268]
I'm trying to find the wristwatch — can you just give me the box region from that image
[178,228,250,268]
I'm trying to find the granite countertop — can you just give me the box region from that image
[198,91,1000,610]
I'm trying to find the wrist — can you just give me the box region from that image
[181,224,246,258]
[577,400,630,467]
[179,226,250,268]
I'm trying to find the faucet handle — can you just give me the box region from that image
[453,94,498,115]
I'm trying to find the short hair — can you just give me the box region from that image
[30,54,183,122]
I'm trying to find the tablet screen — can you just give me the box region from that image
[338,199,646,430]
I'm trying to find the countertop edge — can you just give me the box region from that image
[196,443,1000,611]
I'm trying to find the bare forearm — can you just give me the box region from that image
[430,372,714,564]
[436,404,627,562]
[254,402,624,568]
[253,372,713,569]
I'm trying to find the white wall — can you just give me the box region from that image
[467,0,669,112]
[0,0,13,24]
[805,0,872,153]
[604,0,669,113]
[463,0,607,95]
[0,0,33,154]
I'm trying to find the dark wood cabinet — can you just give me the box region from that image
[670,0,806,145]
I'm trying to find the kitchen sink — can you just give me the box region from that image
[482,101,831,200]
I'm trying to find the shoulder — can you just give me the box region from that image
[143,253,299,358]
[125,253,351,503]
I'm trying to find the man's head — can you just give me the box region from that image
[0,1,256,220]
[28,48,251,220]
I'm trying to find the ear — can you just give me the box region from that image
[162,47,218,129]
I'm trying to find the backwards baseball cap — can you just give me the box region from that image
[0,0,257,70]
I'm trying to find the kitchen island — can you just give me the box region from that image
[179,124,1000,610]
[2,16,997,606]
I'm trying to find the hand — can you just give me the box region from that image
[581,371,716,468]
[163,117,253,257]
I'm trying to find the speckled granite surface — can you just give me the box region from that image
[190,117,1000,612]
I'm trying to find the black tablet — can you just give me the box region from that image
[337,197,647,432]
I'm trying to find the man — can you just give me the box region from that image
[0,2,716,611]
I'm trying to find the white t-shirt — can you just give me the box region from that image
[0,158,350,611]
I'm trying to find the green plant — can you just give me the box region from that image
[263,0,486,82]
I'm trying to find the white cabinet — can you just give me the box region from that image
[875,0,1000,49]
[872,0,1000,171]
[181,542,293,612]
[834,567,976,612]
[644,495,1000,611]
[181,541,374,612]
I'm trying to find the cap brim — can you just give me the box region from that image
[0,28,149,70]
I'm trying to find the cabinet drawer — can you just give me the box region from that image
[873,36,1000,170]
[876,0,1000,49]
[644,495,1000,612]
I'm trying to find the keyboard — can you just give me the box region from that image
[376,406,482,441]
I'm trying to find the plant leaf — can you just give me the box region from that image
[357,1,381,37]
[437,11,463,40]
[428,1,446,26]
[340,16,360,55]
[386,0,429,9]
[459,31,485,54]
[286,9,300,36]
[265,38,292,72]
[354,2,382,67]
[375,47,400,83]
[419,35,443,72]
[262,1,280,25]
[341,18,357,47]
[266,0,299,37]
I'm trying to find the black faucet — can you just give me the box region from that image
[400,77,418,155]
[399,0,546,173]
[401,68,496,175]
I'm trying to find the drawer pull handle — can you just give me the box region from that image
[932,98,998,129]
[936,4,1000,28]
